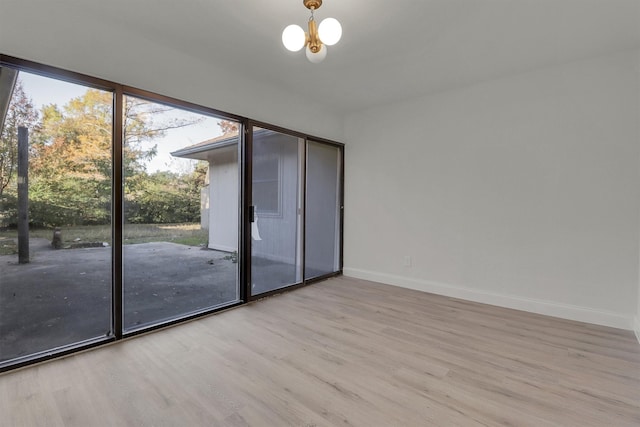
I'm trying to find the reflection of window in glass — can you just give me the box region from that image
[253,156,281,215]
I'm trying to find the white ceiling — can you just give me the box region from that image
[8,0,640,113]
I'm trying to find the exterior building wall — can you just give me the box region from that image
[206,148,238,253]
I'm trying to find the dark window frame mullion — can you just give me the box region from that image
[246,121,257,302]
[336,144,344,274]
[121,85,244,124]
[339,145,345,272]
[239,120,252,303]
[113,86,124,339]
[0,54,116,92]
[301,138,308,283]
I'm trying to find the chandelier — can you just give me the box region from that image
[281,0,342,63]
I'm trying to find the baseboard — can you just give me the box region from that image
[634,316,640,344]
[343,268,634,330]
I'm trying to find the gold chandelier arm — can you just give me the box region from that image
[307,17,322,53]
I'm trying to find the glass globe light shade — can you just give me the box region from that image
[306,44,327,63]
[318,18,342,46]
[282,24,306,52]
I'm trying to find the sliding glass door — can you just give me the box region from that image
[249,127,343,297]
[250,127,303,295]
[305,141,341,279]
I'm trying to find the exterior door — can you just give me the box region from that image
[250,126,303,296]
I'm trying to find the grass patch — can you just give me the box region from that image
[0,223,207,254]
[0,237,17,255]
[123,223,207,246]
[45,225,111,243]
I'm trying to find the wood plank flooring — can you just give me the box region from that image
[1,276,639,426]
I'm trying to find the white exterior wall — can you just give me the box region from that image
[344,50,640,330]
[200,186,209,230]
[207,149,239,253]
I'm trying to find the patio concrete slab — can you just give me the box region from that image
[0,239,237,363]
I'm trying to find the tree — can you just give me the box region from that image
[28,90,205,226]
[218,120,239,135]
[1,81,209,227]
[125,167,203,224]
[28,91,114,225]
[124,97,204,174]
[0,80,39,198]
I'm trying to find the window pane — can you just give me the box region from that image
[123,97,240,332]
[251,127,303,295]
[305,141,341,279]
[253,157,280,214]
[0,69,113,364]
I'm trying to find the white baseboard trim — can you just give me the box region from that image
[343,268,634,331]
[634,316,640,344]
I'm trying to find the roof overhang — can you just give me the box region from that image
[171,136,239,160]
[171,128,278,161]
[0,67,18,134]
[172,128,283,162]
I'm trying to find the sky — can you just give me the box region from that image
[18,71,226,173]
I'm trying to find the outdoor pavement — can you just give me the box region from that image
[0,238,238,363]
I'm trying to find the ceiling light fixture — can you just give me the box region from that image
[282,0,342,63]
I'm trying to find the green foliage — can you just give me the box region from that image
[29,176,110,227]
[0,83,207,227]
[125,168,202,224]
[0,80,39,198]
[0,191,17,226]
[24,89,114,226]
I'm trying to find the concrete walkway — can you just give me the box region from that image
[0,239,237,363]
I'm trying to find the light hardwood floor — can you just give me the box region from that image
[1,276,640,426]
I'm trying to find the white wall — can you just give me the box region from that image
[344,50,640,330]
[0,4,343,142]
